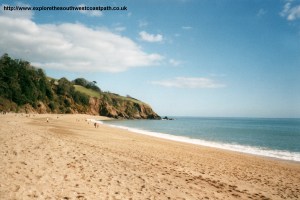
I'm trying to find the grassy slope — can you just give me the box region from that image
[74,85,147,105]
[74,85,101,98]
[108,94,147,105]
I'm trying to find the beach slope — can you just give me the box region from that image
[0,114,299,199]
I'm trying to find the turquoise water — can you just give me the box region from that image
[101,117,300,162]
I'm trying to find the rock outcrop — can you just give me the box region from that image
[89,97,160,119]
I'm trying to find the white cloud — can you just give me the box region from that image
[139,31,163,42]
[280,1,300,21]
[78,4,102,17]
[0,11,163,73]
[287,5,300,20]
[151,77,226,89]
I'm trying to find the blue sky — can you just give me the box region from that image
[1,0,300,117]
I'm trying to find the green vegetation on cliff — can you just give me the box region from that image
[0,54,52,106]
[0,54,90,113]
[74,85,101,98]
[0,54,160,119]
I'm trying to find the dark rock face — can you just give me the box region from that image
[162,116,174,120]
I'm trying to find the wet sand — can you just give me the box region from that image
[0,113,299,199]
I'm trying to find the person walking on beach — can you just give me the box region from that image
[94,122,99,128]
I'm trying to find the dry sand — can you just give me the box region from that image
[0,113,299,200]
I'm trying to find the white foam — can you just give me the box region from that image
[87,119,103,124]
[103,123,300,162]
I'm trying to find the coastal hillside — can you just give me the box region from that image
[0,54,160,119]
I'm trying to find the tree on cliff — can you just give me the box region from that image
[0,54,89,112]
[0,53,53,106]
[73,78,101,92]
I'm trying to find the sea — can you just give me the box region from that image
[100,117,300,162]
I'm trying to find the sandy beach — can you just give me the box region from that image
[0,113,299,200]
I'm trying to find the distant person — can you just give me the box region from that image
[94,122,99,128]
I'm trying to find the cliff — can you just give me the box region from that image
[89,96,160,119]
[0,54,161,119]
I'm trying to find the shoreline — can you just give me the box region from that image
[1,113,300,199]
[99,118,300,163]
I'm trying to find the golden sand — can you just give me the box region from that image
[0,113,299,199]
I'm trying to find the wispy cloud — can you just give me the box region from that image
[182,26,192,30]
[139,31,163,42]
[138,20,148,27]
[78,4,102,17]
[112,23,126,32]
[280,0,300,21]
[0,9,163,73]
[114,26,126,32]
[151,77,226,89]
[209,73,227,77]
[169,59,181,66]
[257,8,267,17]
